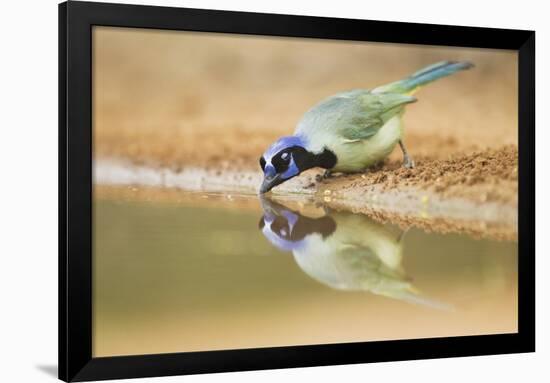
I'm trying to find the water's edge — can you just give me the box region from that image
[94,158,517,241]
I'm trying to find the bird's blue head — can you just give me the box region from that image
[260,205,304,252]
[258,197,337,252]
[259,135,336,194]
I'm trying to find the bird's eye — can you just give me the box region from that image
[272,217,289,239]
[272,151,291,173]
[259,157,266,171]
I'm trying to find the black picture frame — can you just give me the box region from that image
[59,1,535,381]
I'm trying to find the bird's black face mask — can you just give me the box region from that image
[258,197,336,251]
[259,143,336,194]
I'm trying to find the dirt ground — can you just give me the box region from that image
[95,131,518,208]
[322,144,518,205]
[92,27,518,235]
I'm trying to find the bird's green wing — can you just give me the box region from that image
[339,92,416,141]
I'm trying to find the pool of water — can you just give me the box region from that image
[92,190,518,357]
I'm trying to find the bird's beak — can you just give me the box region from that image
[259,174,282,194]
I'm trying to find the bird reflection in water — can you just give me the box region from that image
[258,197,449,309]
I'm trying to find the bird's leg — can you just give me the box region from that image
[396,227,410,243]
[315,169,333,182]
[399,139,415,169]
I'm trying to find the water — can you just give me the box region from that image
[92,190,517,357]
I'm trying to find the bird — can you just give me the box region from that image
[258,197,450,308]
[259,61,474,193]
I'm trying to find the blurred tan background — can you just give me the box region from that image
[93,26,517,170]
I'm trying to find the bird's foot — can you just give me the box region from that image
[315,169,333,182]
[403,155,415,169]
